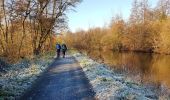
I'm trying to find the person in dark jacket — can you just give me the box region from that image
[56,43,61,58]
[61,43,67,58]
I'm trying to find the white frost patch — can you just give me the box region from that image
[0,55,54,99]
[72,52,164,100]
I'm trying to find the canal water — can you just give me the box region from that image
[86,50,170,91]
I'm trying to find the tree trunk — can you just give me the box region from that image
[33,48,40,55]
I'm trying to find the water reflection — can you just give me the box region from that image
[86,50,170,90]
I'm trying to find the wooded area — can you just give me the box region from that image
[0,0,81,62]
[65,0,170,54]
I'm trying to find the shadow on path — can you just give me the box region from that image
[20,56,95,100]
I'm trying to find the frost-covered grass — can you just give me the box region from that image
[72,52,170,100]
[0,52,55,99]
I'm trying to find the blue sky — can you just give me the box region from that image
[67,0,158,32]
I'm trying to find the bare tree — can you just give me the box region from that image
[156,0,170,20]
[130,0,141,24]
[0,0,81,57]
[31,0,81,55]
[0,0,9,55]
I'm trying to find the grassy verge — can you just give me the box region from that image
[0,51,55,99]
[71,51,170,100]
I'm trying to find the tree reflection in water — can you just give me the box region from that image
[85,50,170,94]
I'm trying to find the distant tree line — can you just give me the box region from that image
[0,0,81,62]
[65,0,170,54]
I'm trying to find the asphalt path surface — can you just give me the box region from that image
[20,56,95,100]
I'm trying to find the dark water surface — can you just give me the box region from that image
[86,50,170,90]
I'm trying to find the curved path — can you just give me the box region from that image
[20,56,95,100]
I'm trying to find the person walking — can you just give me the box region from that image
[61,43,67,58]
[56,43,61,58]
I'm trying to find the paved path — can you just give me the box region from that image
[20,56,95,100]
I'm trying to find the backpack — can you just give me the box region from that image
[56,44,61,49]
[62,44,67,50]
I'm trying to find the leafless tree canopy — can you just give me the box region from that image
[0,0,81,61]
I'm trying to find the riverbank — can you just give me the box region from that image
[72,51,170,100]
[0,52,55,99]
